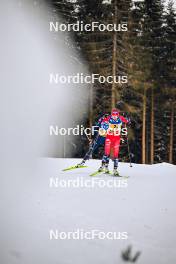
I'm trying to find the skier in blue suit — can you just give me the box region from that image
[77,113,109,167]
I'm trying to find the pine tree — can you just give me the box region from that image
[129,0,166,164]
[163,0,176,163]
[127,0,153,164]
[144,0,165,164]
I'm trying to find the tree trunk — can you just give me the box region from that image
[142,86,147,164]
[89,84,93,128]
[150,87,154,164]
[111,0,117,109]
[169,102,174,163]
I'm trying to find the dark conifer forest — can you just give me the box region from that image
[48,0,176,164]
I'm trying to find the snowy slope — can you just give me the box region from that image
[1,158,176,264]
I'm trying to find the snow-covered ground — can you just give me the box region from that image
[1,158,176,264]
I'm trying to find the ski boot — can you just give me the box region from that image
[98,155,110,172]
[105,164,110,174]
[113,159,119,176]
[76,160,86,168]
[98,162,105,172]
[113,167,119,177]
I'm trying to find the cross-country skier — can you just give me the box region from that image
[76,113,110,167]
[98,108,129,176]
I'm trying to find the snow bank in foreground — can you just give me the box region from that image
[1,158,176,264]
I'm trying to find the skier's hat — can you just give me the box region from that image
[111,108,119,116]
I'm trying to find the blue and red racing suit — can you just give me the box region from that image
[100,115,129,160]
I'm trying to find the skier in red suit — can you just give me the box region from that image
[98,108,129,176]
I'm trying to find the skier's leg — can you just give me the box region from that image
[104,158,110,173]
[105,138,111,157]
[82,145,94,162]
[77,136,99,166]
[98,138,111,172]
[114,158,118,168]
[113,137,120,176]
[104,138,111,171]
[104,138,111,166]
[91,136,105,155]
[76,149,92,167]
[102,154,110,164]
[98,155,109,172]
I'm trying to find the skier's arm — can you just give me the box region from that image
[92,114,110,138]
[119,115,129,124]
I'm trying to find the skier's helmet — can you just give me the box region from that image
[111,109,119,121]
[111,108,119,117]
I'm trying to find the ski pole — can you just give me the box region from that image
[125,124,133,167]
[127,136,133,167]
